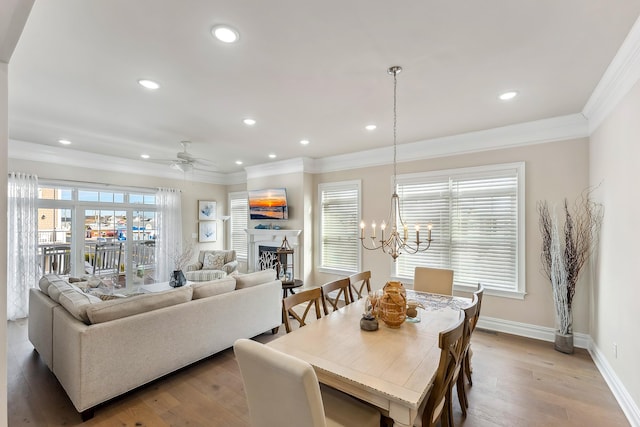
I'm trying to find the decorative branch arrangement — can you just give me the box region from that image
[538,191,603,335]
[173,240,195,271]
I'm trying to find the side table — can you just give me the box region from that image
[281,279,303,298]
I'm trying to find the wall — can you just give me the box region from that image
[590,79,640,410]
[8,158,227,267]
[246,171,313,282]
[313,138,591,333]
[0,60,8,427]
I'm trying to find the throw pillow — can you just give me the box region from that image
[203,252,226,270]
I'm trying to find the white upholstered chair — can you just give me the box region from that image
[234,338,380,427]
[413,266,454,295]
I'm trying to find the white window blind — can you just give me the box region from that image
[229,192,248,260]
[319,181,360,273]
[395,163,524,295]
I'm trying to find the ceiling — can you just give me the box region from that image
[8,1,640,175]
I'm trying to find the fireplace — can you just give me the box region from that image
[258,245,294,284]
[245,229,302,277]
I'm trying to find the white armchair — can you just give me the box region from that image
[184,249,237,282]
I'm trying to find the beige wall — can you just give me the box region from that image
[8,159,227,267]
[246,172,313,282]
[313,138,591,333]
[590,79,640,407]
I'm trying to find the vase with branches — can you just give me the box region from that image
[537,190,603,353]
[170,240,195,287]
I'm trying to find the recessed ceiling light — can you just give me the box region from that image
[300,139,310,145]
[499,91,518,101]
[58,139,71,145]
[212,25,239,43]
[365,124,377,131]
[243,118,256,126]
[235,160,243,165]
[268,154,277,159]
[138,79,160,90]
[140,154,150,159]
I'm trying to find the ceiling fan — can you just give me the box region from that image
[156,141,215,173]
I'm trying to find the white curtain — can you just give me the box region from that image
[155,188,182,282]
[7,172,39,320]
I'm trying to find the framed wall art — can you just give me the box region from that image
[198,221,217,242]
[198,200,217,220]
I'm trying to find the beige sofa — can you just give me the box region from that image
[28,269,282,419]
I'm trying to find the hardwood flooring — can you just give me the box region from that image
[8,318,629,426]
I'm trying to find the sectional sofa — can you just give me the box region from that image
[28,269,282,419]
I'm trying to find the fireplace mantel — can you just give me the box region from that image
[245,229,302,273]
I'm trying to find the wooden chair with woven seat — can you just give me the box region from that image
[282,287,328,333]
[464,284,484,386]
[413,266,454,295]
[321,277,353,313]
[414,312,465,427]
[348,270,372,300]
[234,339,380,427]
[455,296,479,418]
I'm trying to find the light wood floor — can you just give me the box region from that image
[8,318,629,427]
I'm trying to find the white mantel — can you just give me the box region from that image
[245,229,302,273]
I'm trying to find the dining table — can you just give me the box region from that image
[267,289,471,427]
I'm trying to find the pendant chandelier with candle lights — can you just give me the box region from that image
[360,66,432,261]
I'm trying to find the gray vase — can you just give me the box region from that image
[554,331,574,354]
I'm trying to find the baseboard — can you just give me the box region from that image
[588,339,640,427]
[476,316,590,348]
[477,316,640,427]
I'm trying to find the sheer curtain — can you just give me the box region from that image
[7,172,39,320]
[155,188,183,282]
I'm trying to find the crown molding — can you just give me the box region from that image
[244,157,317,180]
[583,15,640,134]
[312,114,589,174]
[8,139,242,185]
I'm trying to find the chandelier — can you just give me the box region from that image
[360,66,432,261]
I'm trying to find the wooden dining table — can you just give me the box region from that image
[267,290,471,427]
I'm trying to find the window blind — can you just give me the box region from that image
[229,192,248,259]
[395,166,521,293]
[319,182,360,272]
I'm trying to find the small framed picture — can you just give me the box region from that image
[198,200,217,220]
[198,222,217,242]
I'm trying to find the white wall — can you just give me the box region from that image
[590,78,640,412]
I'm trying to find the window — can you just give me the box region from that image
[319,181,361,273]
[394,163,525,298]
[37,181,158,286]
[229,192,248,260]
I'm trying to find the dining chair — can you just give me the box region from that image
[455,297,479,417]
[234,339,380,427]
[321,277,353,312]
[413,267,454,295]
[282,287,328,333]
[464,284,484,386]
[348,271,372,300]
[414,312,465,427]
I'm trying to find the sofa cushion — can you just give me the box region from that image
[58,288,102,324]
[192,277,237,299]
[47,280,77,303]
[235,269,277,290]
[38,274,62,295]
[203,252,226,270]
[86,286,193,324]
